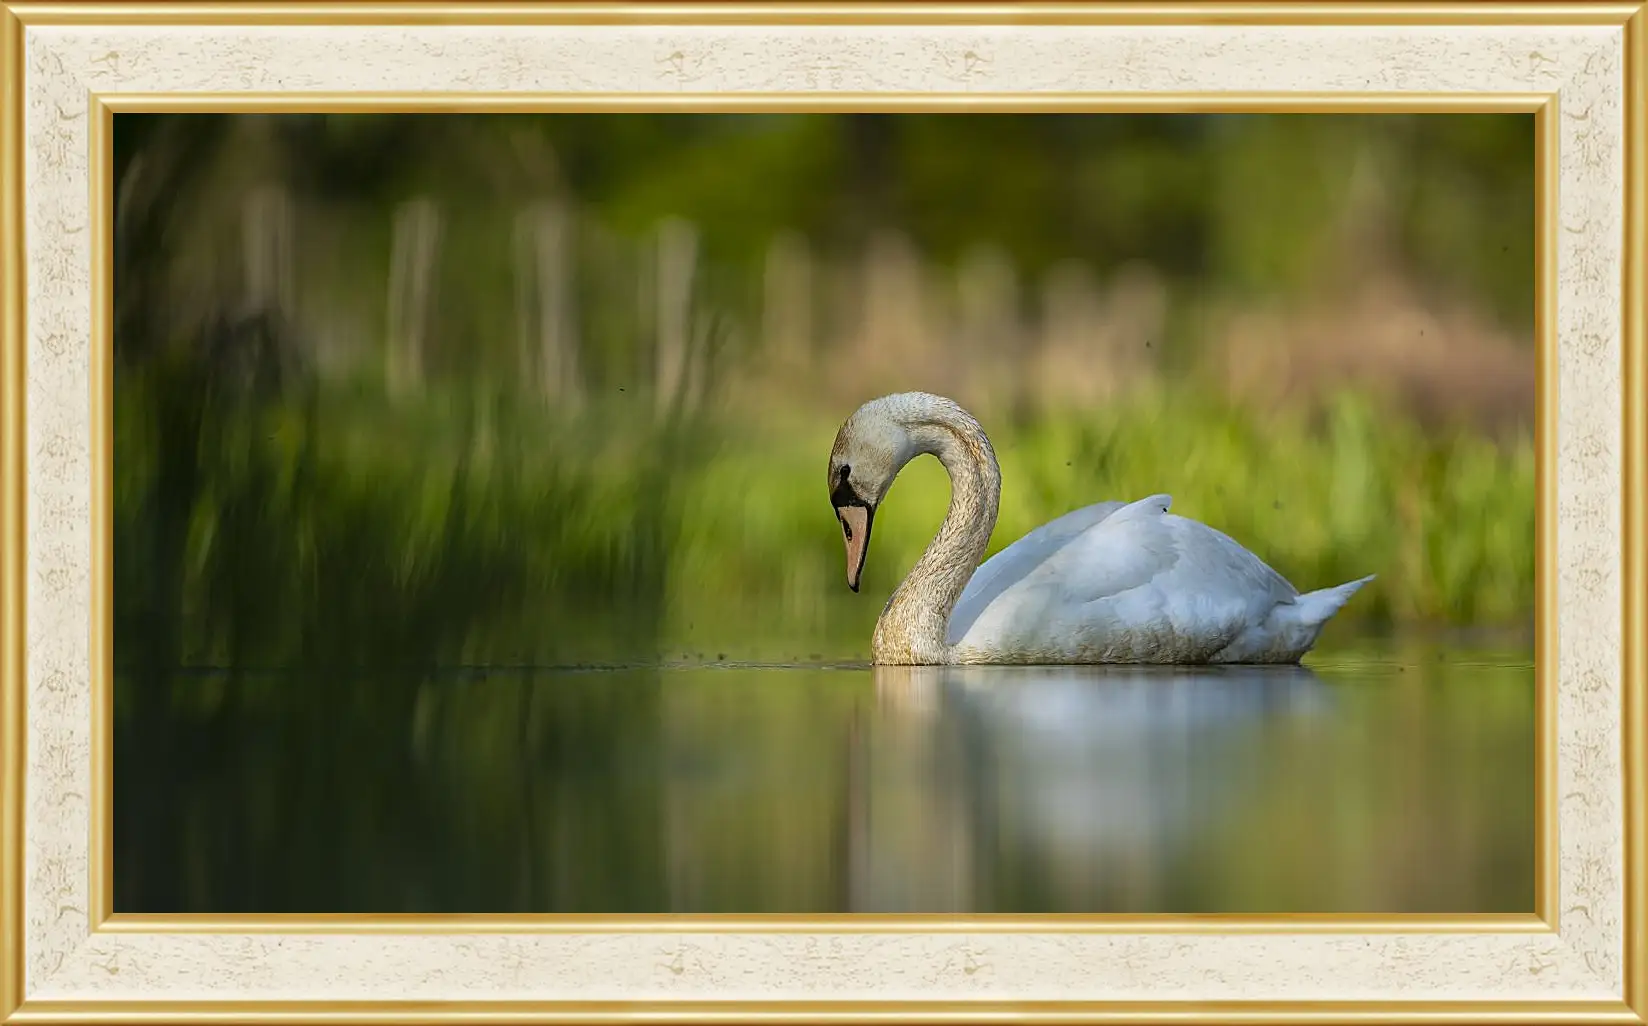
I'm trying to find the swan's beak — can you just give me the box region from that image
[836,503,874,592]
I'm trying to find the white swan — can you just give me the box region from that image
[827,392,1375,665]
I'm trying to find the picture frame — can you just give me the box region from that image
[0,2,1642,1022]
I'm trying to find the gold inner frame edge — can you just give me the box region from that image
[83,89,1560,936]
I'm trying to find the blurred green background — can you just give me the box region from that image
[112,113,1535,914]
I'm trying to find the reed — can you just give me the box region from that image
[113,367,1534,671]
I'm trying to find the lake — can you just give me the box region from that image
[113,638,1534,914]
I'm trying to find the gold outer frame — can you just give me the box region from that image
[1624,5,1646,1021]
[0,2,1639,1023]
[1,4,24,1025]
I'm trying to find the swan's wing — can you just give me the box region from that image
[952,494,1299,657]
[949,493,1184,650]
[1170,518,1300,607]
[1044,493,1183,604]
[946,499,1128,643]
[1047,495,1299,611]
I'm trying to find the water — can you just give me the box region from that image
[113,641,1534,914]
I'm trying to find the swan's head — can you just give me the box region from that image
[827,398,917,592]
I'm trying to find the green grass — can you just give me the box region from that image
[114,373,1534,669]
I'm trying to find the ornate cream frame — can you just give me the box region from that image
[0,3,1642,1023]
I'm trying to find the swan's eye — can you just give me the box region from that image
[838,464,851,483]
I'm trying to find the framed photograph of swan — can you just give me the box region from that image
[0,1,1642,1023]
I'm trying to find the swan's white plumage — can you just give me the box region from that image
[945,493,1367,664]
[828,393,1374,665]
[946,499,1127,641]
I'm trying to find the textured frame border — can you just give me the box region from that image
[0,3,1642,1023]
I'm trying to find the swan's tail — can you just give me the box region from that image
[1292,574,1377,628]
[1213,574,1376,664]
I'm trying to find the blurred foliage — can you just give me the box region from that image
[115,112,1534,330]
[112,377,1533,672]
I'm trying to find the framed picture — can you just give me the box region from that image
[1,2,1642,1022]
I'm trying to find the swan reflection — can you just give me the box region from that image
[645,658,1526,914]
[874,662,1329,735]
[851,663,1330,912]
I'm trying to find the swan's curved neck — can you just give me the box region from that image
[872,404,1001,665]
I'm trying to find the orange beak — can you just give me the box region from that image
[836,504,873,592]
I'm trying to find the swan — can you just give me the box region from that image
[827,391,1375,665]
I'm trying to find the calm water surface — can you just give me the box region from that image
[115,641,1533,914]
